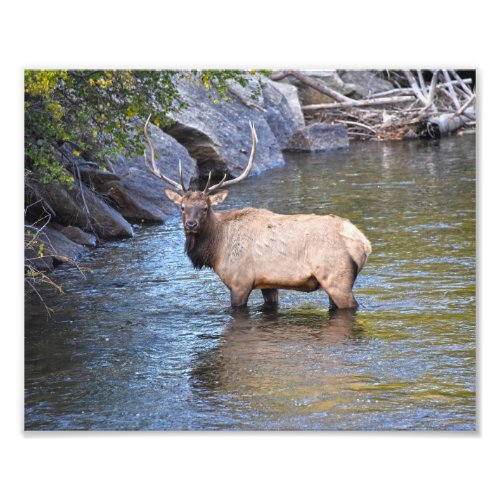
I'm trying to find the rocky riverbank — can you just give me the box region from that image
[24,70,475,274]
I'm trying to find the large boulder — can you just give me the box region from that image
[27,179,134,239]
[99,123,198,221]
[225,76,304,147]
[260,80,304,148]
[285,123,349,152]
[268,81,305,131]
[163,75,288,182]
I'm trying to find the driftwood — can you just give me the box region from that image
[297,70,475,141]
[302,96,415,111]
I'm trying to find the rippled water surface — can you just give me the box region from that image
[25,135,476,430]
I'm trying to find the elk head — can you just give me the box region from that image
[143,115,258,236]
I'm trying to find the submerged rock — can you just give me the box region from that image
[26,225,87,271]
[59,225,98,247]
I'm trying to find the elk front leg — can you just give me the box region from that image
[261,288,279,305]
[230,286,252,308]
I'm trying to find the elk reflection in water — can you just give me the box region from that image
[189,309,367,427]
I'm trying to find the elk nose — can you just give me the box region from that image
[185,220,198,231]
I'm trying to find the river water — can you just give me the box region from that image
[24,135,476,431]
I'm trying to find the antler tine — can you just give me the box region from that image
[203,171,213,194]
[178,160,187,192]
[204,172,227,194]
[207,121,258,194]
[144,114,185,193]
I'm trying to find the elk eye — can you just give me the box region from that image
[203,207,208,213]
[180,205,185,212]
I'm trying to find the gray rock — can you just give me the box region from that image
[164,75,285,182]
[226,76,303,147]
[340,71,394,98]
[268,81,305,130]
[101,170,175,222]
[110,122,197,183]
[39,226,86,264]
[285,123,349,152]
[97,123,198,221]
[59,226,98,247]
[25,225,87,271]
[29,179,134,239]
[45,123,195,224]
[261,80,304,148]
[24,227,55,272]
[69,165,121,186]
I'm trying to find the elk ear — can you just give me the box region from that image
[208,190,229,206]
[165,189,183,205]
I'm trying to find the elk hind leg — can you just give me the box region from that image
[327,290,358,310]
[316,274,358,310]
[261,288,279,305]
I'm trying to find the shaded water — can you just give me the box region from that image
[25,135,476,430]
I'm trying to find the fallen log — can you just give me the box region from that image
[301,95,415,111]
[274,70,354,103]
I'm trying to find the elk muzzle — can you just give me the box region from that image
[184,219,200,234]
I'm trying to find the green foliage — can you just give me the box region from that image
[192,69,269,104]
[24,69,268,184]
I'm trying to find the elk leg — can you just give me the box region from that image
[316,274,358,309]
[326,287,358,309]
[230,287,252,308]
[261,288,279,305]
[328,291,358,310]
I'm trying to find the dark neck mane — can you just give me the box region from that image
[184,213,220,270]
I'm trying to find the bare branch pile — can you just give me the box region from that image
[274,70,475,141]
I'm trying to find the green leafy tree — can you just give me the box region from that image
[24,69,265,184]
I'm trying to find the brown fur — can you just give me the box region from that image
[168,190,371,309]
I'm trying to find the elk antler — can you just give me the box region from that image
[205,121,258,194]
[144,114,186,193]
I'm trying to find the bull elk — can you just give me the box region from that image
[144,116,371,309]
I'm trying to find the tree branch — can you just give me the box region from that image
[302,95,415,111]
[283,70,354,103]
